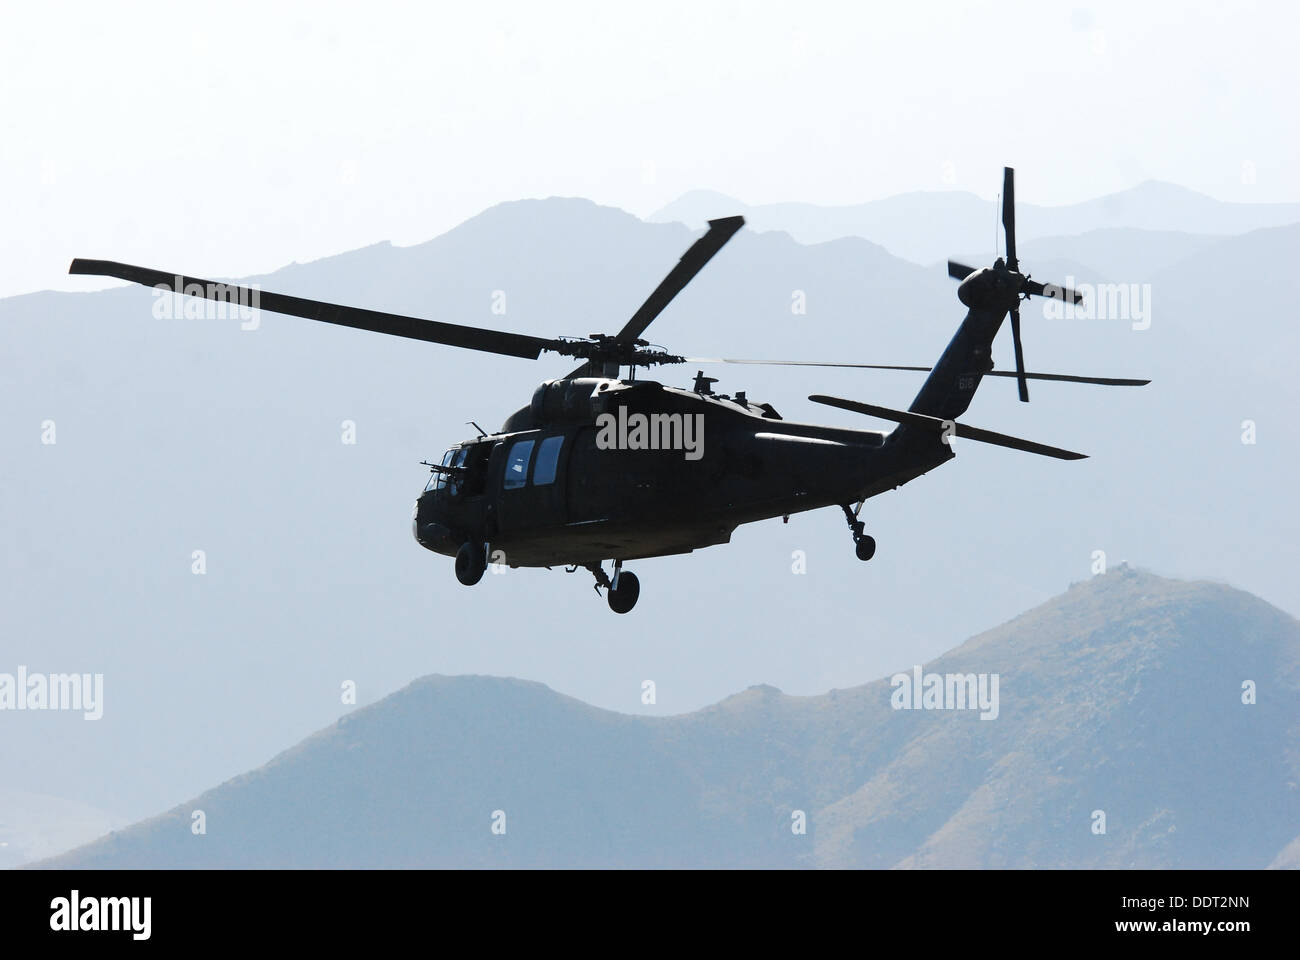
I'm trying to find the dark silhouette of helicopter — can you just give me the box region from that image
[71,167,1146,613]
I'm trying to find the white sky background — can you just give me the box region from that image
[3,0,1296,299]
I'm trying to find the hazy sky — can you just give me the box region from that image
[4,0,1296,299]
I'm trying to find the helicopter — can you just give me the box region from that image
[70,167,1147,613]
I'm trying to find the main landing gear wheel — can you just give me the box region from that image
[455,540,486,586]
[588,560,641,613]
[607,571,640,614]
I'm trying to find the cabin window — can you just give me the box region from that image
[503,439,534,490]
[532,435,563,486]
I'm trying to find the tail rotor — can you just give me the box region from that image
[947,166,1084,403]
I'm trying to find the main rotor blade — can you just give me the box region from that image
[68,259,554,360]
[978,370,1148,386]
[686,357,1148,386]
[1009,306,1029,402]
[1002,166,1017,271]
[615,215,744,344]
[948,260,977,281]
[808,395,1087,460]
[687,358,932,372]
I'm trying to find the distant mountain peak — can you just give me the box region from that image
[457,195,643,229]
[1129,178,1205,196]
[647,190,750,226]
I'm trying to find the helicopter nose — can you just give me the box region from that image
[412,493,434,542]
[412,496,457,555]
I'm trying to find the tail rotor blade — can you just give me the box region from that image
[948,261,977,281]
[1025,277,1084,306]
[1009,307,1029,402]
[1002,166,1017,271]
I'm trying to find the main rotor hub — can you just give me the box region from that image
[551,335,685,368]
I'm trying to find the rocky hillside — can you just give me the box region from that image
[38,567,1298,868]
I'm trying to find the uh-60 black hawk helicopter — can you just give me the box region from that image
[72,167,1146,613]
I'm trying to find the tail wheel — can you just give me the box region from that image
[855,535,877,562]
[842,504,876,562]
[607,571,640,614]
[455,540,486,586]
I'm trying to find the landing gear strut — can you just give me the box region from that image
[842,503,876,562]
[590,560,641,613]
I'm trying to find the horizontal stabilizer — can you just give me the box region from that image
[808,394,1087,460]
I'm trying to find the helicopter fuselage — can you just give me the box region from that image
[413,377,950,568]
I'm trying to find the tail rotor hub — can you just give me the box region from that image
[957,266,1024,311]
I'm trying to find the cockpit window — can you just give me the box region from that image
[428,448,456,491]
[503,439,535,490]
[532,435,563,486]
[448,448,469,495]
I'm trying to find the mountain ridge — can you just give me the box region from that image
[34,567,1299,869]
[650,180,1300,265]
